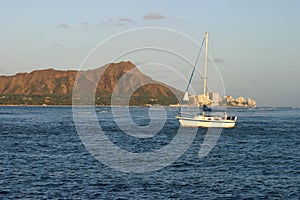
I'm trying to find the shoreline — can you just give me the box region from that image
[0,104,296,108]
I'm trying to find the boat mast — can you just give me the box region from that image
[203,32,208,100]
[202,32,209,115]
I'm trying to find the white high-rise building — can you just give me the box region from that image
[209,92,220,106]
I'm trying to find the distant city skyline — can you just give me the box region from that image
[1,0,300,107]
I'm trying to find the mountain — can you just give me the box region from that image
[0,61,183,105]
[0,69,77,95]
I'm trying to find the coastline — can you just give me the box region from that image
[0,104,258,108]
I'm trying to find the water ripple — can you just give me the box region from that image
[0,106,299,199]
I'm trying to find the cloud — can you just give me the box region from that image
[250,79,258,84]
[52,43,63,47]
[99,18,114,26]
[118,18,133,23]
[81,21,89,30]
[143,12,166,20]
[99,17,134,27]
[207,58,225,64]
[57,23,71,30]
[213,58,225,63]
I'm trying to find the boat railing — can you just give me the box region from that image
[178,112,200,117]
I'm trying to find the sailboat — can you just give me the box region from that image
[176,32,237,128]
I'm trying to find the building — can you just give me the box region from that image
[209,92,220,106]
[197,94,210,105]
[236,96,247,106]
[247,98,257,107]
[188,95,198,105]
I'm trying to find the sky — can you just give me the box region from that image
[0,0,300,107]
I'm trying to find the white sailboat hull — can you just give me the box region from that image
[177,115,237,128]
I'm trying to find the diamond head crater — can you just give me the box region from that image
[0,61,256,107]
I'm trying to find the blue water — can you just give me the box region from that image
[0,106,299,199]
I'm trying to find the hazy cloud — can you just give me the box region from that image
[99,17,134,27]
[52,43,63,47]
[213,58,225,63]
[57,23,71,30]
[81,21,89,30]
[99,18,114,26]
[250,79,258,84]
[118,18,133,23]
[143,12,166,20]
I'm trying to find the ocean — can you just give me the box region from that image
[0,106,299,199]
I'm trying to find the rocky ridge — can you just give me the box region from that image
[0,61,182,105]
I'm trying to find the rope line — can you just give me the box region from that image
[184,37,205,94]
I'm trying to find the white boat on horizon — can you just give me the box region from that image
[176,32,237,128]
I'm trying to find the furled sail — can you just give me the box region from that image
[183,92,189,101]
